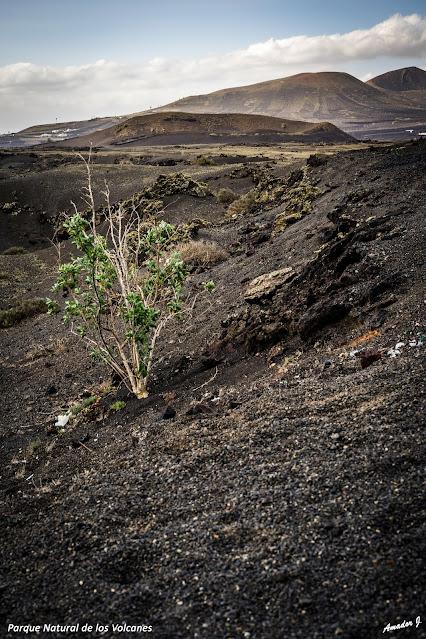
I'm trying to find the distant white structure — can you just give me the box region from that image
[419,132,426,137]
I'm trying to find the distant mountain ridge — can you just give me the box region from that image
[367,67,426,92]
[1,66,424,148]
[150,68,426,133]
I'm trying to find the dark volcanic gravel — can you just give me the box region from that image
[0,141,425,639]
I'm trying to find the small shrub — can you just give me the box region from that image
[194,155,214,166]
[49,153,190,399]
[203,280,216,292]
[215,187,237,205]
[2,246,27,255]
[226,189,258,217]
[176,240,228,268]
[111,400,126,411]
[0,298,47,328]
[71,396,98,415]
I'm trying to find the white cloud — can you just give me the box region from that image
[0,13,425,131]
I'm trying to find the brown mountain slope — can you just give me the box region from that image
[153,71,426,132]
[55,111,353,147]
[367,66,426,91]
[3,68,424,150]
[367,67,426,113]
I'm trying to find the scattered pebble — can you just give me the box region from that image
[55,413,70,428]
[162,406,176,420]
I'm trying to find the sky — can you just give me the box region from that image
[0,0,425,132]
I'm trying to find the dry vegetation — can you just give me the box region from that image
[175,239,228,268]
[215,187,237,204]
[226,189,258,217]
[193,155,215,166]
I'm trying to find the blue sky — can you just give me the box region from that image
[1,0,425,64]
[0,1,425,131]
